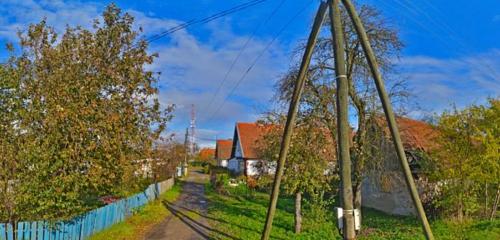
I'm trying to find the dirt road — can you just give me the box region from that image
[145,169,210,240]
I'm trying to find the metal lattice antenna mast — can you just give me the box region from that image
[184,127,189,150]
[189,104,196,155]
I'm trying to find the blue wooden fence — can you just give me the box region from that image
[0,178,174,240]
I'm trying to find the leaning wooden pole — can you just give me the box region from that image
[260,2,328,240]
[328,0,355,239]
[340,0,435,239]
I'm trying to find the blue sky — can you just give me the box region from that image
[1,0,498,147]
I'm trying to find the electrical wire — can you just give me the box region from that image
[204,0,315,124]
[384,0,499,81]
[203,0,288,118]
[144,0,268,44]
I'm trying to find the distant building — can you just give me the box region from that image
[198,148,215,162]
[228,122,276,176]
[215,139,233,167]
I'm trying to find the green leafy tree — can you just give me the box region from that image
[153,140,186,181]
[0,60,25,225]
[258,118,335,233]
[0,4,172,222]
[428,99,499,221]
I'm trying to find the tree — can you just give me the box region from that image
[0,61,25,226]
[274,2,406,222]
[0,4,172,222]
[154,140,186,181]
[427,99,499,221]
[196,148,216,164]
[258,117,335,233]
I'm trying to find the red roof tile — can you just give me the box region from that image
[215,139,233,160]
[199,148,215,160]
[376,116,439,152]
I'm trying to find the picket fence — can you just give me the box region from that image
[0,178,174,240]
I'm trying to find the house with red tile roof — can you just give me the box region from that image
[362,116,440,216]
[222,118,439,216]
[375,116,439,152]
[198,148,215,162]
[228,122,276,176]
[215,139,233,167]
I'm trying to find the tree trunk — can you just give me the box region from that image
[490,184,500,220]
[484,183,489,218]
[458,192,464,222]
[11,219,16,240]
[295,192,302,234]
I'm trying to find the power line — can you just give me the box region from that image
[196,137,218,141]
[204,0,315,123]
[203,0,287,118]
[3,1,269,64]
[402,0,499,81]
[381,0,499,81]
[144,0,268,44]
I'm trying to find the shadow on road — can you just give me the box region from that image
[163,200,242,240]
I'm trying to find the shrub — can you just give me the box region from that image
[210,171,230,195]
[255,174,274,193]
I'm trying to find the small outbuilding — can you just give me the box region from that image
[215,139,233,167]
[362,117,440,216]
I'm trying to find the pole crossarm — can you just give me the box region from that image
[260,2,328,240]
[340,0,435,239]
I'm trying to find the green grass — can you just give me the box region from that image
[358,208,500,240]
[206,185,500,240]
[89,183,182,240]
[205,185,339,240]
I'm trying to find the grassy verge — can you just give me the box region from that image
[205,185,338,240]
[206,184,500,240]
[359,208,500,240]
[89,182,182,240]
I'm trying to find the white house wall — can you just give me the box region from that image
[245,160,276,176]
[246,160,260,176]
[220,159,228,168]
[362,171,417,216]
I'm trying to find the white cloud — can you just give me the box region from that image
[398,49,500,117]
[0,0,101,41]
[127,9,184,35]
[0,1,188,42]
[493,15,500,22]
[0,0,289,146]
[150,22,287,144]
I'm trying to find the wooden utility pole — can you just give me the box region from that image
[340,0,435,239]
[260,2,328,240]
[328,0,355,239]
[261,1,435,239]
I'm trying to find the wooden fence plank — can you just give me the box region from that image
[42,223,49,240]
[29,222,36,240]
[7,223,13,240]
[16,222,22,240]
[0,178,174,240]
[36,222,42,240]
[0,224,5,240]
